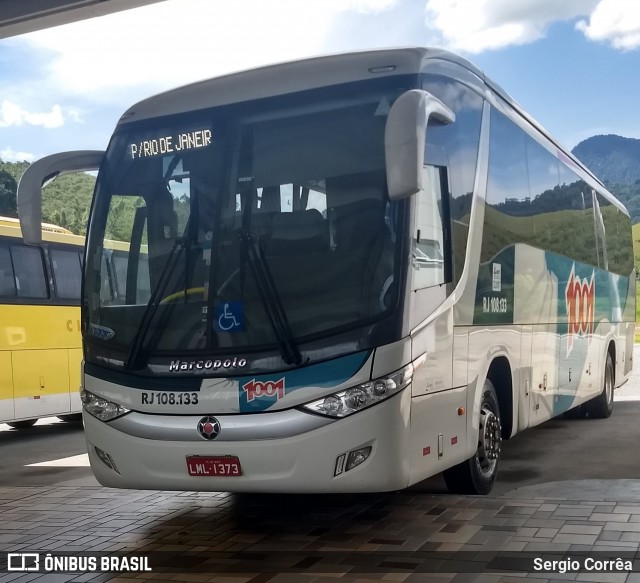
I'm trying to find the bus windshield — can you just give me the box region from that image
[84,80,407,364]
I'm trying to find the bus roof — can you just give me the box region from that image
[0,215,85,246]
[117,47,605,192]
[119,47,477,123]
[0,215,72,234]
[0,216,134,251]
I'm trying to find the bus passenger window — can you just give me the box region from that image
[51,248,82,300]
[11,245,48,298]
[0,246,16,297]
[597,192,633,276]
[412,165,448,289]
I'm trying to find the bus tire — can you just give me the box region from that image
[7,419,37,429]
[563,405,586,419]
[443,379,502,495]
[583,352,614,419]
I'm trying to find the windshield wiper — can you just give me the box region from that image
[124,237,186,370]
[240,232,303,366]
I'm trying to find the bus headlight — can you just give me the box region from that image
[300,363,413,418]
[81,390,130,422]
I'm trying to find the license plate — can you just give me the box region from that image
[186,455,242,477]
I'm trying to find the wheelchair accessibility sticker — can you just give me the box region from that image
[215,302,244,332]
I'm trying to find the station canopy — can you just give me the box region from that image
[0,0,167,39]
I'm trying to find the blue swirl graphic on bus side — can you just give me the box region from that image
[545,253,629,414]
[235,350,371,412]
[474,245,630,416]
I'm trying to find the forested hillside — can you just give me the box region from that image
[572,135,640,184]
[607,182,640,225]
[571,134,640,223]
[0,159,95,235]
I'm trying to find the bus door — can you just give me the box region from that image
[529,323,558,426]
[13,348,72,419]
[0,350,14,421]
[518,324,533,430]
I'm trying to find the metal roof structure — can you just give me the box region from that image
[0,0,167,39]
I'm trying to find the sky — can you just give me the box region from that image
[0,0,639,164]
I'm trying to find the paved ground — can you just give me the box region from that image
[4,485,640,583]
[1,349,640,582]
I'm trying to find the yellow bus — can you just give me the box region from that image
[0,216,85,428]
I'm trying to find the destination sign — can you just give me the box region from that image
[130,129,212,159]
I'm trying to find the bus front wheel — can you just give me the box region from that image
[443,379,502,495]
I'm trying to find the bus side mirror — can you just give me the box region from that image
[384,90,455,201]
[17,150,104,245]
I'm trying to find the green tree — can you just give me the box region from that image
[42,173,95,234]
[0,169,17,217]
[0,160,29,183]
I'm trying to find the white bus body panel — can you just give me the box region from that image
[84,385,413,493]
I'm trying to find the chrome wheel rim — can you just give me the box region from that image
[476,403,501,479]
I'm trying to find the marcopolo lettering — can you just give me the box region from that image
[169,357,247,372]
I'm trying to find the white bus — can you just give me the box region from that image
[18,48,635,494]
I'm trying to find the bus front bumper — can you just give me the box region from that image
[82,390,412,493]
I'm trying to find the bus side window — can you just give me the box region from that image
[50,248,82,300]
[596,192,633,276]
[0,245,16,297]
[412,164,451,290]
[421,75,483,284]
[11,245,48,299]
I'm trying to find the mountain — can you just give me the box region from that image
[572,134,640,184]
[569,134,640,224]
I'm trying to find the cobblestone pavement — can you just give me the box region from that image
[3,482,640,583]
[1,351,639,583]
